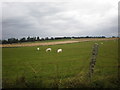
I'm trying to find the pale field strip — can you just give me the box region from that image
[0,38,117,47]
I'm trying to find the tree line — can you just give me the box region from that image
[0,36,107,44]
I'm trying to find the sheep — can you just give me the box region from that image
[101,42,103,44]
[57,49,62,53]
[95,43,98,45]
[46,48,52,52]
[37,47,40,51]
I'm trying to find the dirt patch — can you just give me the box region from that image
[0,38,117,47]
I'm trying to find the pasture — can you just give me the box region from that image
[2,39,119,88]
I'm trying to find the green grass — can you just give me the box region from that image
[2,39,119,88]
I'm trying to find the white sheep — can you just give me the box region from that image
[57,49,62,53]
[101,42,103,44]
[95,43,99,45]
[46,48,52,52]
[37,47,40,51]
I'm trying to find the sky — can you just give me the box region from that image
[1,0,118,40]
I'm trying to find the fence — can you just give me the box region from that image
[89,43,99,80]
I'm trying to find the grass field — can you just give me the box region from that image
[2,39,119,88]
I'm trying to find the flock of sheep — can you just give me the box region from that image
[36,42,104,53]
[37,47,62,53]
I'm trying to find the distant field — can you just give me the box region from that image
[2,39,119,88]
[1,38,117,47]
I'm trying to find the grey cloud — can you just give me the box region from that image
[2,1,118,40]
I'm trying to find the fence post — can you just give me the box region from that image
[89,43,99,81]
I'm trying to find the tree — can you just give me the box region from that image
[0,40,1,44]
[2,40,8,44]
[51,37,54,40]
[20,37,26,42]
[7,38,18,44]
[45,37,49,40]
[112,36,116,38]
[41,38,45,41]
[37,37,40,41]
[27,37,31,42]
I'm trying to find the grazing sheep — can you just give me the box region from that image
[95,43,98,45]
[46,48,52,52]
[37,47,40,51]
[101,42,103,44]
[57,49,62,53]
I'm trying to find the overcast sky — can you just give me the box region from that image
[1,0,118,40]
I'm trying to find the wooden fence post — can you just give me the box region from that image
[89,43,99,80]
